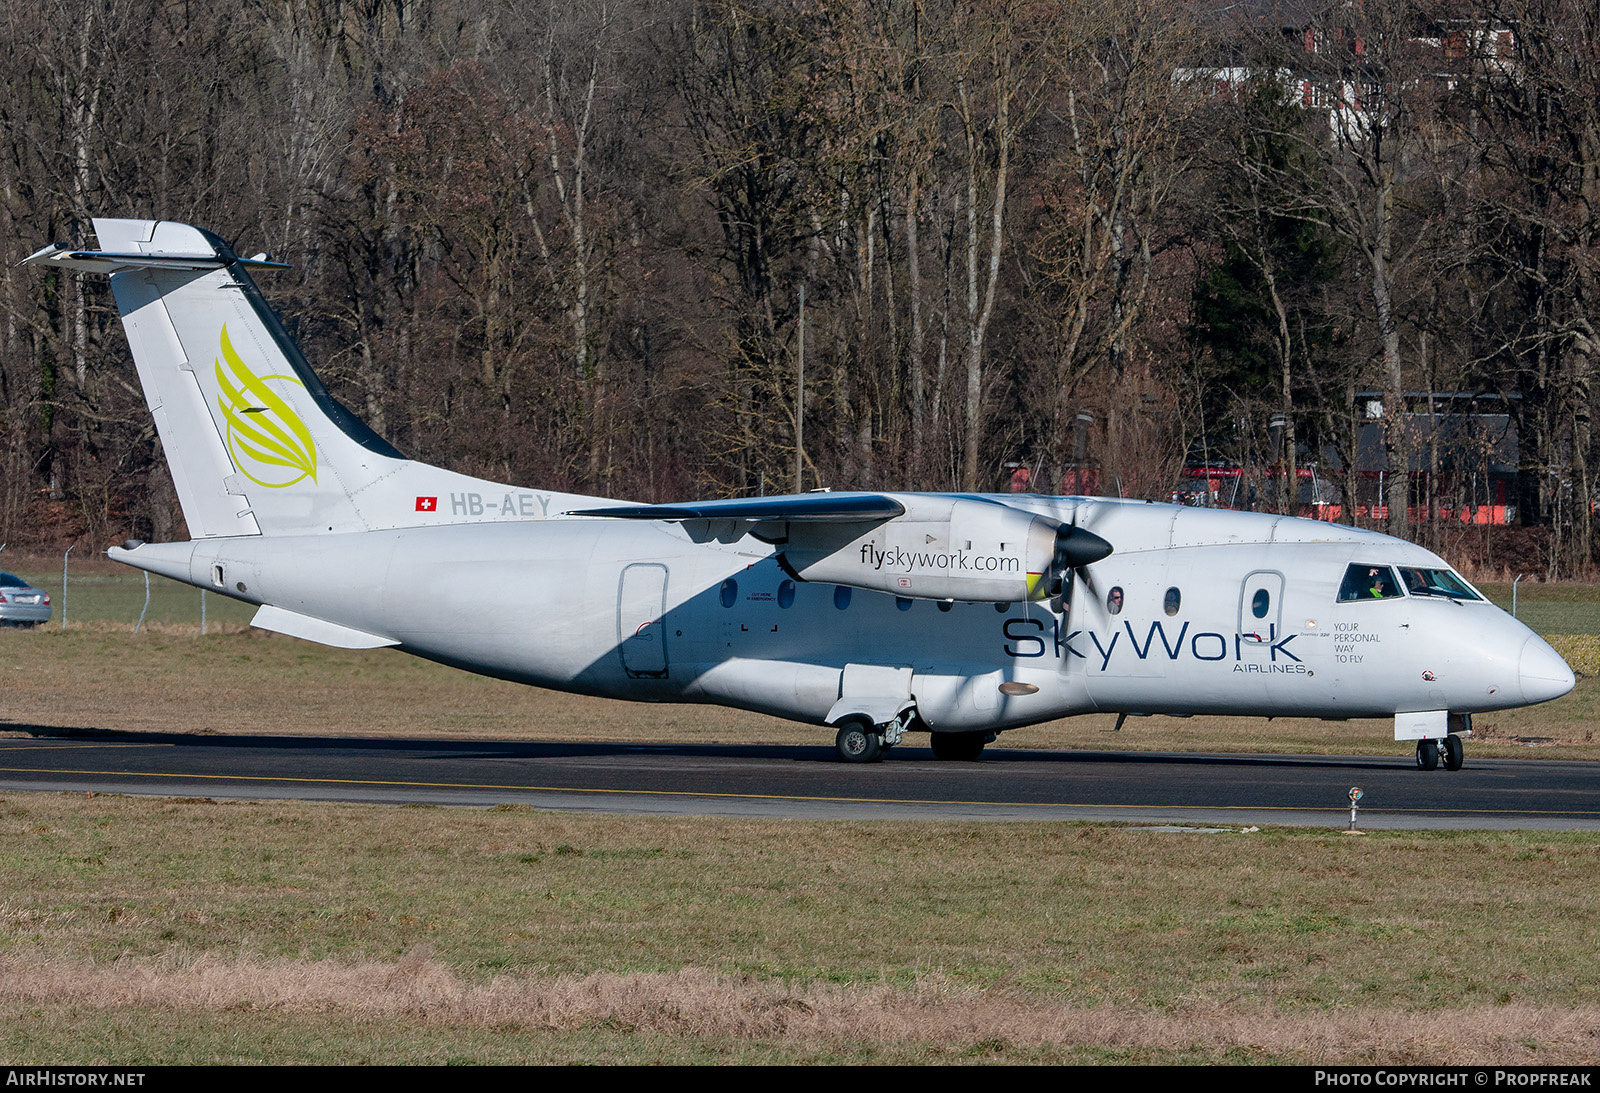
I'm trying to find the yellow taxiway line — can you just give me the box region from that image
[0,743,172,751]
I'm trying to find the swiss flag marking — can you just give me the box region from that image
[415,496,437,512]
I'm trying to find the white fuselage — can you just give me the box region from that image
[117,497,1569,735]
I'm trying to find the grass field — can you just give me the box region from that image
[1,794,1598,1064]
[2,557,1598,1063]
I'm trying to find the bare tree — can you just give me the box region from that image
[1465,0,1600,571]
[1023,0,1199,495]
[942,0,1045,491]
[1247,0,1465,537]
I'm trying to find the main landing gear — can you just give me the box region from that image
[835,720,883,763]
[834,710,914,764]
[832,712,997,764]
[929,732,992,761]
[1415,734,1465,772]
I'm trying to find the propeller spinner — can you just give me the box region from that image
[1042,523,1112,599]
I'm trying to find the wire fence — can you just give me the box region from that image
[5,556,255,631]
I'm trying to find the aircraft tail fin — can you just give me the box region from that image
[26,219,608,538]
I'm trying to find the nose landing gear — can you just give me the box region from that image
[1443,733,1464,771]
[1415,733,1466,772]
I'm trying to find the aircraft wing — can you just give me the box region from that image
[570,493,906,523]
[576,491,1109,604]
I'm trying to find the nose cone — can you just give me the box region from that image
[1520,634,1576,705]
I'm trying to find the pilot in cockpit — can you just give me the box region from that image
[1338,563,1402,602]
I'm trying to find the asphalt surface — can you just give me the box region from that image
[1,727,1596,829]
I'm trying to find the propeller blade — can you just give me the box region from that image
[1074,565,1101,607]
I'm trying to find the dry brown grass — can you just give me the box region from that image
[2,954,1596,1064]
[1,782,1598,1061]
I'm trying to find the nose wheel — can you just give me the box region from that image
[1415,735,1465,772]
[1416,739,1439,770]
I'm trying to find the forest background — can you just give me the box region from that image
[1,0,1595,576]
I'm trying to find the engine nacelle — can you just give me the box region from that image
[779,497,1076,603]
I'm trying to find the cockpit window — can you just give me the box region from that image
[1396,567,1482,601]
[1338,563,1403,602]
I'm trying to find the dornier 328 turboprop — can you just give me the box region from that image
[26,219,1576,768]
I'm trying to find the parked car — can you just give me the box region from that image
[0,572,51,627]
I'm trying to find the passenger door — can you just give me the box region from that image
[617,563,669,678]
[1238,570,1285,646]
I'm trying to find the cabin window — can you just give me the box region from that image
[720,578,738,608]
[834,585,852,610]
[896,596,913,611]
[994,602,1008,613]
[777,580,796,609]
[1107,586,1125,614]
[1337,563,1402,602]
[1251,588,1270,618]
[937,600,953,613]
[1163,587,1181,616]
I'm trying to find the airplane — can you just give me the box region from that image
[24,218,1576,769]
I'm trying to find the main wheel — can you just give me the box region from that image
[835,721,883,763]
[930,732,987,761]
[1416,739,1440,771]
[1443,733,1464,771]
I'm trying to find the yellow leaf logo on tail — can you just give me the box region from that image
[214,324,317,488]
